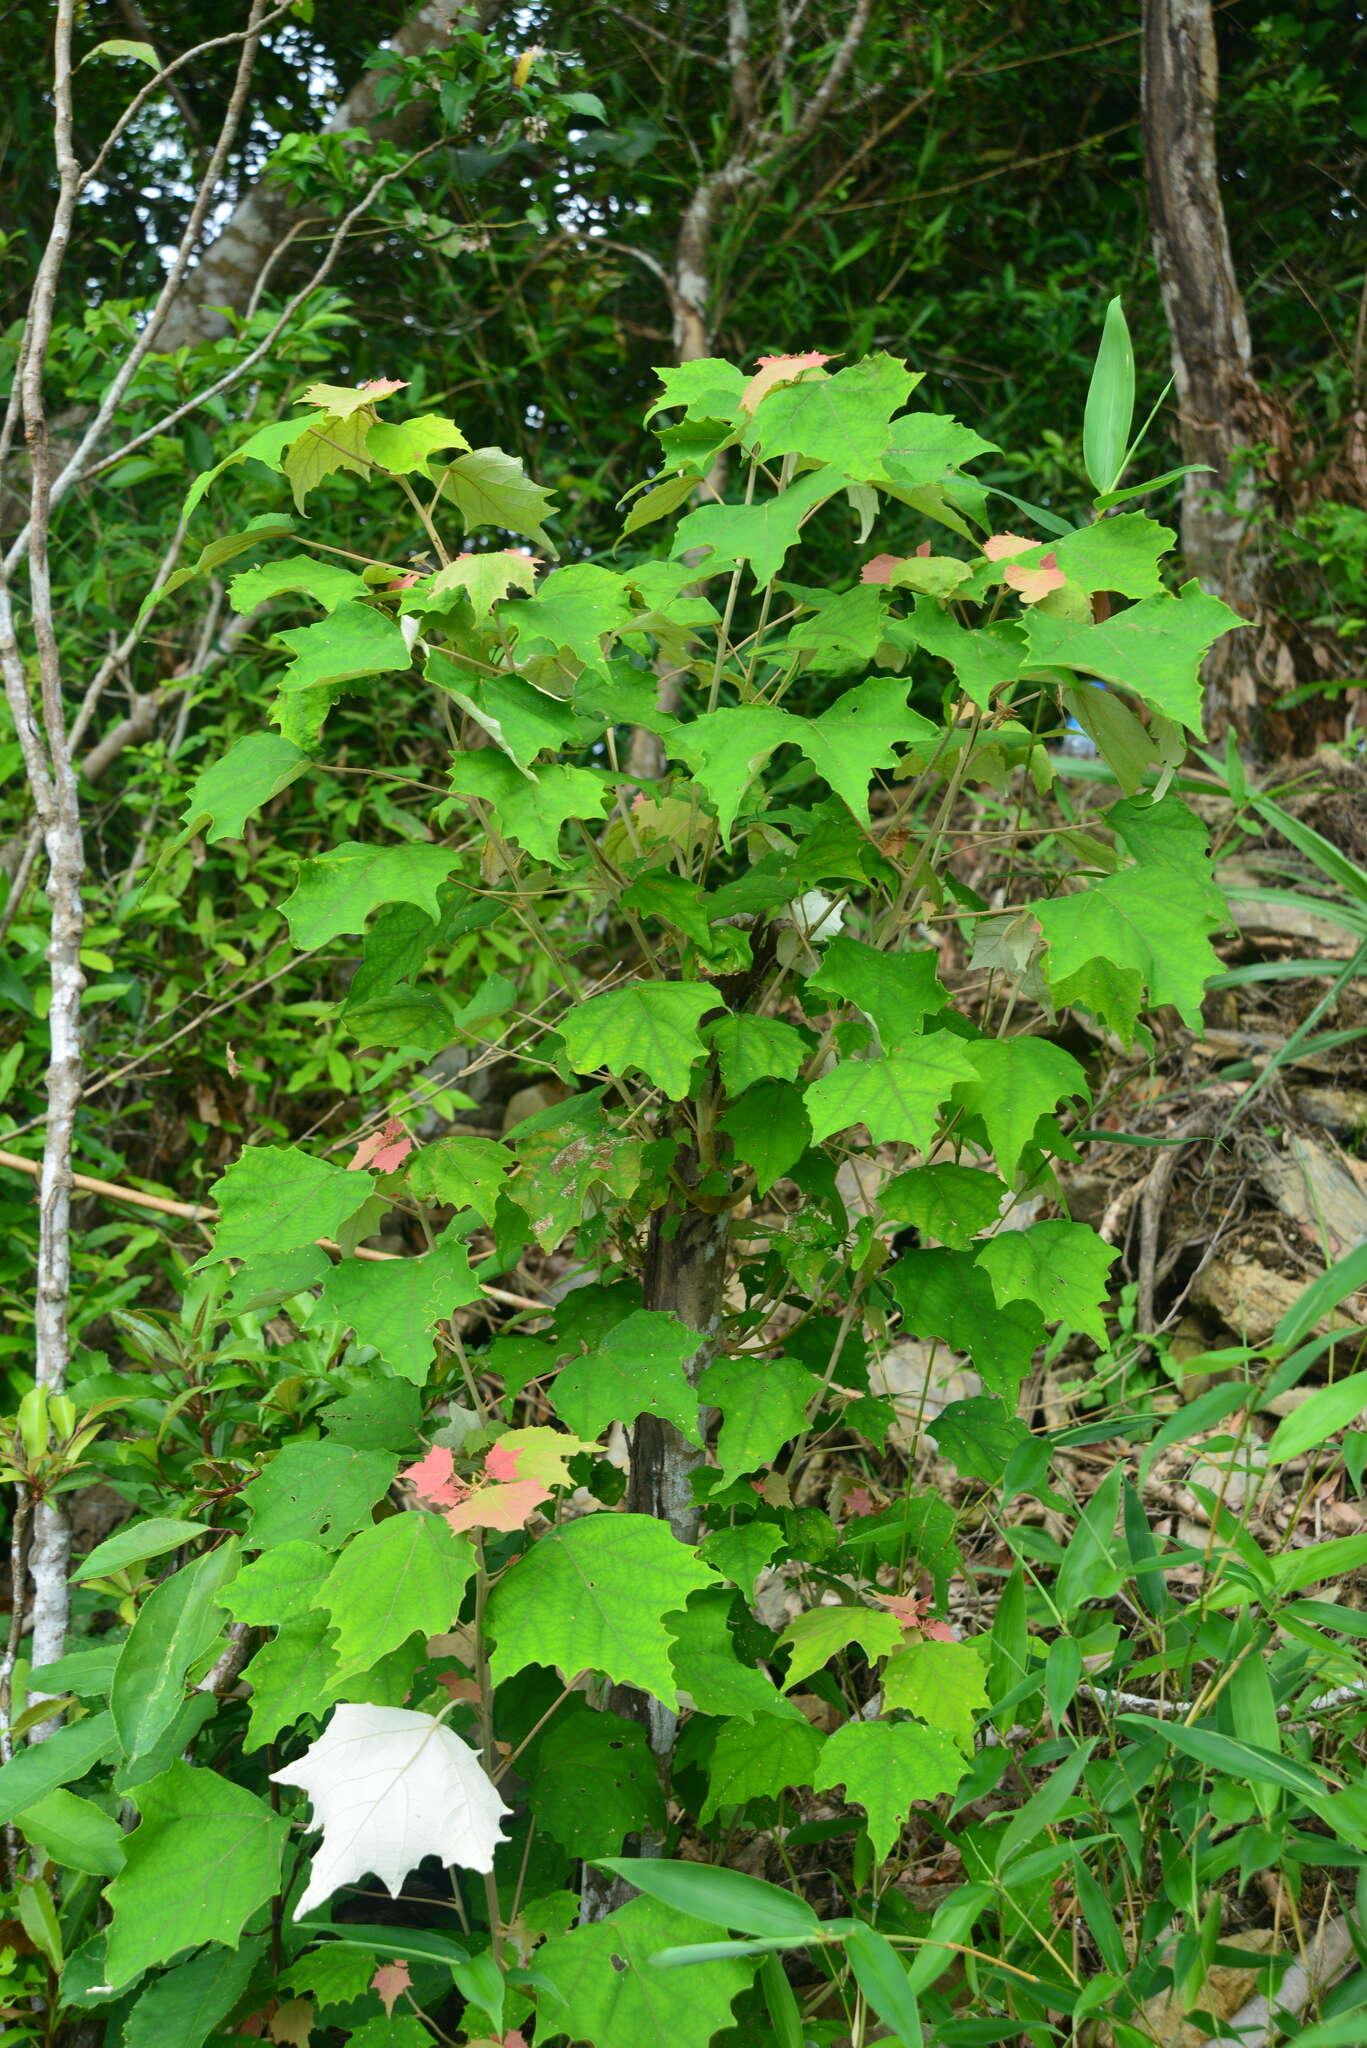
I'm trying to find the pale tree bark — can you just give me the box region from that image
[151,0,507,352]
[1141,0,1287,743]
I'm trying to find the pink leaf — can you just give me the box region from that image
[860,553,900,585]
[484,1438,523,1483]
[400,1445,466,1511]
[982,531,1034,562]
[915,540,932,557]
[922,1619,956,1642]
[444,1477,550,1535]
[1003,552,1065,604]
[872,1592,927,1631]
[739,351,833,414]
[359,378,409,400]
[372,1961,411,2018]
[349,1116,412,1173]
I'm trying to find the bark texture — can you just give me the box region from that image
[151,0,503,352]
[1141,0,1274,740]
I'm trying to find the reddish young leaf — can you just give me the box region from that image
[349,1116,412,1173]
[400,1444,466,1511]
[372,1960,412,2017]
[445,1476,550,1534]
[860,553,901,584]
[982,530,1034,561]
[1003,551,1065,604]
[739,351,832,413]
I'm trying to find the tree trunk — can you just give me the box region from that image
[1141,0,1272,742]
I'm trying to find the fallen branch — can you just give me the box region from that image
[0,1148,545,1315]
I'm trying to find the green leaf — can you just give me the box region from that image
[500,563,634,675]
[430,656,580,766]
[844,1923,925,2048]
[282,840,462,948]
[647,358,747,423]
[672,464,844,587]
[15,1788,125,1877]
[668,1590,799,1721]
[422,548,539,618]
[720,1080,811,1194]
[1083,297,1136,495]
[320,1513,472,1673]
[82,36,159,66]
[1033,865,1226,1037]
[179,733,308,844]
[1265,1372,1367,1465]
[814,1719,967,1861]
[700,1715,826,1823]
[1054,1466,1126,1615]
[896,603,1028,711]
[952,1037,1090,1183]
[273,601,412,694]
[784,583,890,675]
[777,1606,904,1689]
[206,1145,372,1264]
[1274,1239,1367,1352]
[807,937,947,1048]
[74,1516,209,1582]
[216,1540,331,1625]
[1023,582,1242,733]
[878,407,996,491]
[183,414,314,517]
[700,1522,785,1597]
[927,1395,1030,1480]
[742,355,918,478]
[488,1515,718,1707]
[405,1134,509,1225]
[111,1539,239,1762]
[880,1639,987,1752]
[559,980,718,1100]
[623,469,702,537]
[805,1035,977,1148]
[229,554,368,614]
[239,1613,335,1751]
[121,1942,263,2048]
[103,1761,289,1988]
[510,1094,646,1251]
[1114,1716,1328,1799]
[536,1898,755,2048]
[240,1441,397,1552]
[443,446,559,553]
[555,1308,702,1445]
[880,1165,1005,1250]
[887,1250,1045,1397]
[1017,514,1172,599]
[594,1857,820,1938]
[697,1352,818,1481]
[704,1014,806,1094]
[0,1713,118,1827]
[974,1222,1117,1341]
[525,1699,666,1858]
[316,1233,483,1384]
[447,750,610,866]
[281,409,372,509]
[366,412,469,474]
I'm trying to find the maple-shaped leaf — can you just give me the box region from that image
[895,600,1029,711]
[281,841,462,949]
[422,549,539,620]
[979,515,1173,600]
[814,1719,968,1860]
[442,446,558,554]
[700,1714,826,1823]
[738,351,833,414]
[298,378,408,416]
[974,1220,1117,1342]
[807,935,947,1049]
[241,1441,397,1553]
[668,1589,802,1721]
[216,1540,332,1626]
[229,554,368,615]
[485,1426,595,1489]
[952,1036,1089,1182]
[488,1515,718,1707]
[804,1034,977,1148]
[720,1077,811,1194]
[886,1249,1044,1398]
[349,1117,412,1174]
[558,980,717,1100]
[783,582,891,675]
[179,733,308,845]
[319,1513,472,1673]
[875,407,996,492]
[1003,552,1065,604]
[777,1605,904,1689]
[926,1393,1030,1480]
[400,1443,465,1509]
[1023,579,1240,732]
[1032,865,1226,1037]
[555,1308,703,1446]
[447,751,610,867]
[858,550,972,599]
[880,1164,1006,1249]
[671,463,844,588]
[405,1132,509,1226]
[880,1638,988,1753]
[645,358,748,424]
[372,1960,412,2017]
[282,411,373,511]
[524,1699,665,1859]
[741,352,918,478]
[273,603,413,695]
[697,1352,819,1482]
[703,1013,806,1094]
[499,563,634,676]
[366,412,469,475]
[508,1093,647,1250]
[316,1232,483,1385]
[536,1897,755,2048]
[206,1145,373,1264]
[445,1475,549,1534]
[271,1703,511,1915]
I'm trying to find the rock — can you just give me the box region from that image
[1189,1254,1366,1343]
[1292,1086,1367,1141]
[1258,1136,1367,1260]
[1096,1926,1279,2047]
